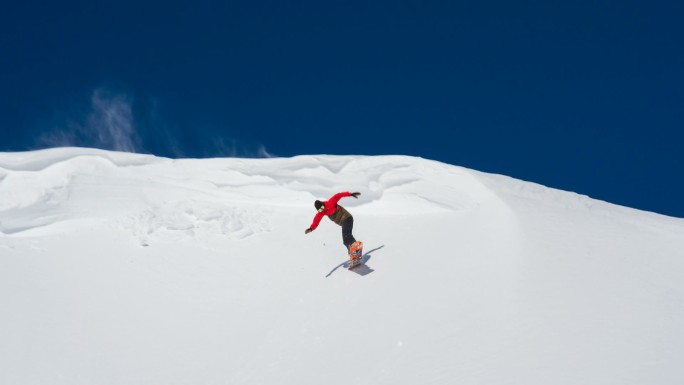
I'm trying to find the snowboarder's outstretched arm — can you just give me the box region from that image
[327,192,349,206]
[327,191,361,206]
[306,212,325,233]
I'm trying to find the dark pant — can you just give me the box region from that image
[341,216,356,251]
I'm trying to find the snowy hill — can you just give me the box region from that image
[1,147,683,385]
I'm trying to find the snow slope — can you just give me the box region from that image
[1,147,683,385]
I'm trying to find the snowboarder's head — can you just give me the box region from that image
[314,200,324,212]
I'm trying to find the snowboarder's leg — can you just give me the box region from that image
[341,216,356,251]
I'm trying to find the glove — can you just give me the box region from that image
[350,192,361,199]
[305,228,313,234]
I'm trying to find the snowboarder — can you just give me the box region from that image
[305,191,361,253]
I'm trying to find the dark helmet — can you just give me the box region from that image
[314,200,324,211]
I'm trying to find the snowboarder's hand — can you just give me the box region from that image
[350,192,361,199]
[305,228,313,234]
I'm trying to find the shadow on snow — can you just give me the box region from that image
[325,245,385,278]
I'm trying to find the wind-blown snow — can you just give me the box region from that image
[1,147,683,385]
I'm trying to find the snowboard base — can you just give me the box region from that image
[348,241,363,269]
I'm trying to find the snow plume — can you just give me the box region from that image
[257,144,275,158]
[210,137,275,158]
[37,89,141,153]
[88,90,139,152]
[34,88,274,159]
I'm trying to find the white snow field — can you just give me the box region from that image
[1,147,683,385]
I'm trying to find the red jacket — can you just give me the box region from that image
[309,192,351,230]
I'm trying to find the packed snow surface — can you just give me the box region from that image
[1,147,683,385]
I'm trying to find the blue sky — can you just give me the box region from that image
[1,1,683,217]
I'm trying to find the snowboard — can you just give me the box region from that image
[348,241,364,269]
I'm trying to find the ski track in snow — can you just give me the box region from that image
[1,147,684,385]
